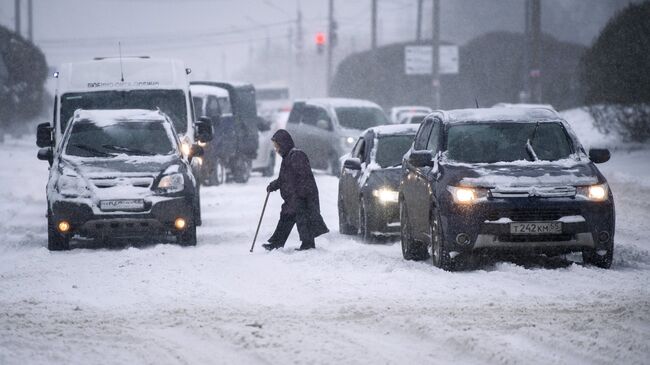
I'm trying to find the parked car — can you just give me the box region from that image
[36,109,204,250]
[286,98,390,176]
[390,106,432,124]
[338,124,419,239]
[398,112,429,124]
[399,107,614,270]
[190,81,263,184]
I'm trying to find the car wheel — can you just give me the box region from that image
[359,200,373,241]
[431,212,453,271]
[233,158,252,183]
[47,213,70,251]
[582,245,613,269]
[400,200,426,260]
[262,152,275,177]
[178,220,197,247]
[338,196,357,235]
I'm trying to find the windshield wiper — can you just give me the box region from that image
[71,144,115,157]
[102,144,156,156]
[526,121,540,161]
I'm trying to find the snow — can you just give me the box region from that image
[557,215,586,223]
[444,107,559,123]
[303,97,382,109]
[559,107,624,150]
[365,123,420,136]
[1,135,650,364]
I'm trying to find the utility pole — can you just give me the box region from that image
[431,0,440,108]
[530,0,542,103]
[326,0,334,96]
[416,0,423,42]
[371,0,377,49]
[295,3,304,97]
[27,0,33,41]
[14,0,21,35]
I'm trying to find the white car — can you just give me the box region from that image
[398,112,429,124]
[389,106,432,124]
[252,110,290,177]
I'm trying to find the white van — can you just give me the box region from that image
[48,57,209,152]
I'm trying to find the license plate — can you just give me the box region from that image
[100,199,145,211]
[510,222,562,235]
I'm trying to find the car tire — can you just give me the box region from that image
[262,152,275,177]
[359,200,373,241]
[338,196,357,235]
[430,212,453,271]
[582,245,613,269]
[211,159,226,185]
[47,213,70,251]
[400,200,427,260]
[232,158,252,183]
[178,220,197,246]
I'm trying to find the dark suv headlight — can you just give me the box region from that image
[576,183,609,202]
[156,173,185,193]
[447,186,488,204]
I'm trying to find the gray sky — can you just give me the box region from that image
[0,0,634,96]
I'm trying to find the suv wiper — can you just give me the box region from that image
[102,144,156,156]
[71,144,115,157]
[526,122,540,161]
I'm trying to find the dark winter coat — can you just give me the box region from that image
[268,130,329,238]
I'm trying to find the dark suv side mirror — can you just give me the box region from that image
[196,117,214,143]
[589,148,610,164]
[343,158,361,170]
[408,150,433,167]
[37,147,53,166]
[189,144,204,162]
[36,122,53,147]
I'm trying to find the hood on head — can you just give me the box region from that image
[271,129,295,157]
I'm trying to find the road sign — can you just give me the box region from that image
[404,45,459,75]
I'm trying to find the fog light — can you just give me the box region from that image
[174,218,187,230]
[456,233,471,245]
[57,220,71,233]
[598,231,610,243]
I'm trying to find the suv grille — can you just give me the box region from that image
[486,208,581,222]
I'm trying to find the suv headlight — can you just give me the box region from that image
[157,173,185,193]
[576,183,609,201]
[372,188,398,204]
[447,186,488,204]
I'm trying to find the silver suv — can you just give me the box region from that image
[286,98,389,176]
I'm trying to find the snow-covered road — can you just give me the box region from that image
[1,136,649,364]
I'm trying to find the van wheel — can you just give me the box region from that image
[431,212,453,270]
[582,246,613,269]
[400,200,426,260]
[262,152,275,177]
[211,159,226,185]
[338,196,356,235]
[233,158,252,183]
[178,221,197,246]
[47,213,70,251]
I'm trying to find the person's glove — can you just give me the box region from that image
[267,179,279,193]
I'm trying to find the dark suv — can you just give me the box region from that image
[399,108,614,270]
[37,109,204,250]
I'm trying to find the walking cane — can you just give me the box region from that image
[250,191,271,252]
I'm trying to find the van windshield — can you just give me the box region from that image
[60,90,188,134]
[446,122,574,163]
[335,107,388,130]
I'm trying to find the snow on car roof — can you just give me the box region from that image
[442,107,560,123]
[304,98,382,109]
[189,84,230,97]
[72,109,168,126]
[366,123,420,136]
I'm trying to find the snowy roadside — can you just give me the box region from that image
[0,135,649,365]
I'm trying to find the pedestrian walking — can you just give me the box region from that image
[263,129,329,251]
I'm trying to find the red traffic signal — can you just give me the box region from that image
[315,32,326,46]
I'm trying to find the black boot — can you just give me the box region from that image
[262,242,283,251]
[295,240,315,251]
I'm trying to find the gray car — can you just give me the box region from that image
[286,98,389,176]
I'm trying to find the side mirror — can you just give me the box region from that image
[409,150,433,167]
[316,119,331,131]
[343,158,362,170]
[196,117,213,143]
[37,147,53,166]
[589,148,610,164]
[36,122,53,147]
[190,144,204,158]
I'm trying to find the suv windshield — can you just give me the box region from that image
[65,121,176,157]
[61,90,188,134]
[335,107,388,130]
[375,135,415,168]
[446,122,573,163]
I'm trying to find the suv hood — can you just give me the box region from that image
[62,155,179,178]
[444,160,600,188]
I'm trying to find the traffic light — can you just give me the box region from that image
[315,32,326,54]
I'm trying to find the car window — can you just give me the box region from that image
[206,96,221,119]
[375,135,415,168]
[65,121,176,157]
[301,106,329,127]
[426,121,441,152]
[352,138,365,158]
[414,120,433,150]
[446,122,574,163]
[192,97,204,117]
[335,107,388,130]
